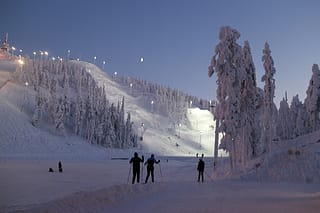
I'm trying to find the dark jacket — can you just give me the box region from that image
[130,155,144,170]
[144,156,160,169]
[197,159,205,172]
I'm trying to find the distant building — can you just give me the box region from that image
[0,33,11,60]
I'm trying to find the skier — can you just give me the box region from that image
[197,156,205,182]
[129,152,144,184]
[58,161,63,173]
[144,154,160,183]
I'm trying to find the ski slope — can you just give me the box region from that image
[0,59,219,160]
[78,61,219,156]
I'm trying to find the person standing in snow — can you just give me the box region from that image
[130,152,144,184]
[197,157,205,182]
[144,154,160,183]
[58,161,63,173]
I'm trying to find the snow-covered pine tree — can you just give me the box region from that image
[62,67,71,128]
[208,26,244,170]
[120,97,126,148]
[305,64,320,132]
[125,112,135,148]
[74,93,84,136]
[277,96,292,140]
[241,41,258,160]
[261,42,276,153]
[31,88,43,127]
[290,95,307,137]
[54,97,66,134]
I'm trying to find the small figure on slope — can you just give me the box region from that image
[129,152,144,184]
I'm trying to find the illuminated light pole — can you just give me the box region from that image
[22,81,29,111]
[33,51,36,60]
[93,56,97,64]
[44,51,48,60]
[52,57,56,61]
[40,51,44,62]
[102,60,106,70]
[18,58,24,72]
[140,123,145,141]
[140,57,144,63]
[114,71,117,80]
[130,83,133,94]
[178,123,182,138]
[151,100,154,113]
[11,46,16,56]
[67,49,71,60]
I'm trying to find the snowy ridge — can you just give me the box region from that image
[234,129,320,183]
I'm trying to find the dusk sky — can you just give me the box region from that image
[1,0,320,105]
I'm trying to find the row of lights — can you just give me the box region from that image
[12,47,145,72]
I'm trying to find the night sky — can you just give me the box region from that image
[1,0,320,105]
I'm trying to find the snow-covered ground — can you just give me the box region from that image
[1,60,320,212]
[1,158,320,213]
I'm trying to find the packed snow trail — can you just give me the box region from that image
[105,181,320,213]
[11,181,320,213]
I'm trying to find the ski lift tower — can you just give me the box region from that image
[1,33,9,52]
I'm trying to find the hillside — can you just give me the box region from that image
[0,59,218,160]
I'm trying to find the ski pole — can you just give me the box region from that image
[141,162,144,181]
[158,163,163,180]
[127,164,132,184]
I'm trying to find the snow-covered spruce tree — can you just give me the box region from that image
[125,112,136,148]
[48,78,58,125]
[277,96,292,140]
[54,97,66,134]
[241,41,259,160]
[109,103,120,148]
[96,87,108,146]
[208,26,245,169]
[290,95,307,137]
[118,97,125,148]
[305,64,320,132]
[74,93,84,136]
[31,88,43,127]
[261,42,276,153]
